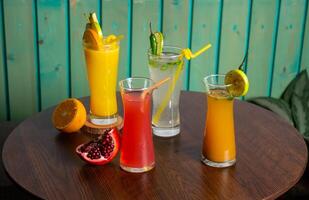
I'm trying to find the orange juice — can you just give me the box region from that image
[83,43,119,118]
[202,89,236,163]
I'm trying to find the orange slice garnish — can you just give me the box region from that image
[83,29,103,50]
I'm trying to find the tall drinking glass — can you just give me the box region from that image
[202,75,236,168]
[83,41,119,125]
[148,46,184,137]
[119,77,155,173]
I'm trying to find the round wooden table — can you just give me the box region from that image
[2,91,307,199]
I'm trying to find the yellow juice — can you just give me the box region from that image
[84,44,119,117]
[203,89,235,163]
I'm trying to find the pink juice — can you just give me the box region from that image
[120,91,155,169]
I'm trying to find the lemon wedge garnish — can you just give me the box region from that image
[225,69,249,97]
[87,13,103,39]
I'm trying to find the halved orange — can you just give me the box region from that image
[52,98,86,133]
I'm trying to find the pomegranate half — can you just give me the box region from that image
[76,128,120,165]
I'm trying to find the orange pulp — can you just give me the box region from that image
[84,43,119,117]
[203,89,236,163]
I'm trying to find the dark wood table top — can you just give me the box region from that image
[2,91,308,200]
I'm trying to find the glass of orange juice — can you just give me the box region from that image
[202,74,236,168]
[83,41,119,125]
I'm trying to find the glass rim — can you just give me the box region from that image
[119,77,154,91]
[147,45,183,59]
[203,74,232,88]
[82,39,120,50]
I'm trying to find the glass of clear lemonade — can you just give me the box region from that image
[148,46,184,137]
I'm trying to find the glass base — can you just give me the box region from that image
[152,125,180,137]
[201,155,236,168]
[89,113,118,126]
[120,163,155,173]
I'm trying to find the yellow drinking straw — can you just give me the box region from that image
[152,43,212,124]
[182,43,212,60]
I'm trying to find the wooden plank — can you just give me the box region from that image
[301,1,309,72]
[70,0,99,98]
[102,0,129,85]
[162,0,189,89]
[245,0,277,98]
[271,0,307,97]
[189,0,220,92]
[37,0,69,109]
[162,0,189,50]
[218,0,248,74]
[0,0,7,120]
[131,0,160,77]
[4,0,38,120]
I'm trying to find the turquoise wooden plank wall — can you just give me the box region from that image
[0,0,308,121]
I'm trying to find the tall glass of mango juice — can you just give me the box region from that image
[202,74,236,168]
[83,41,119,125]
